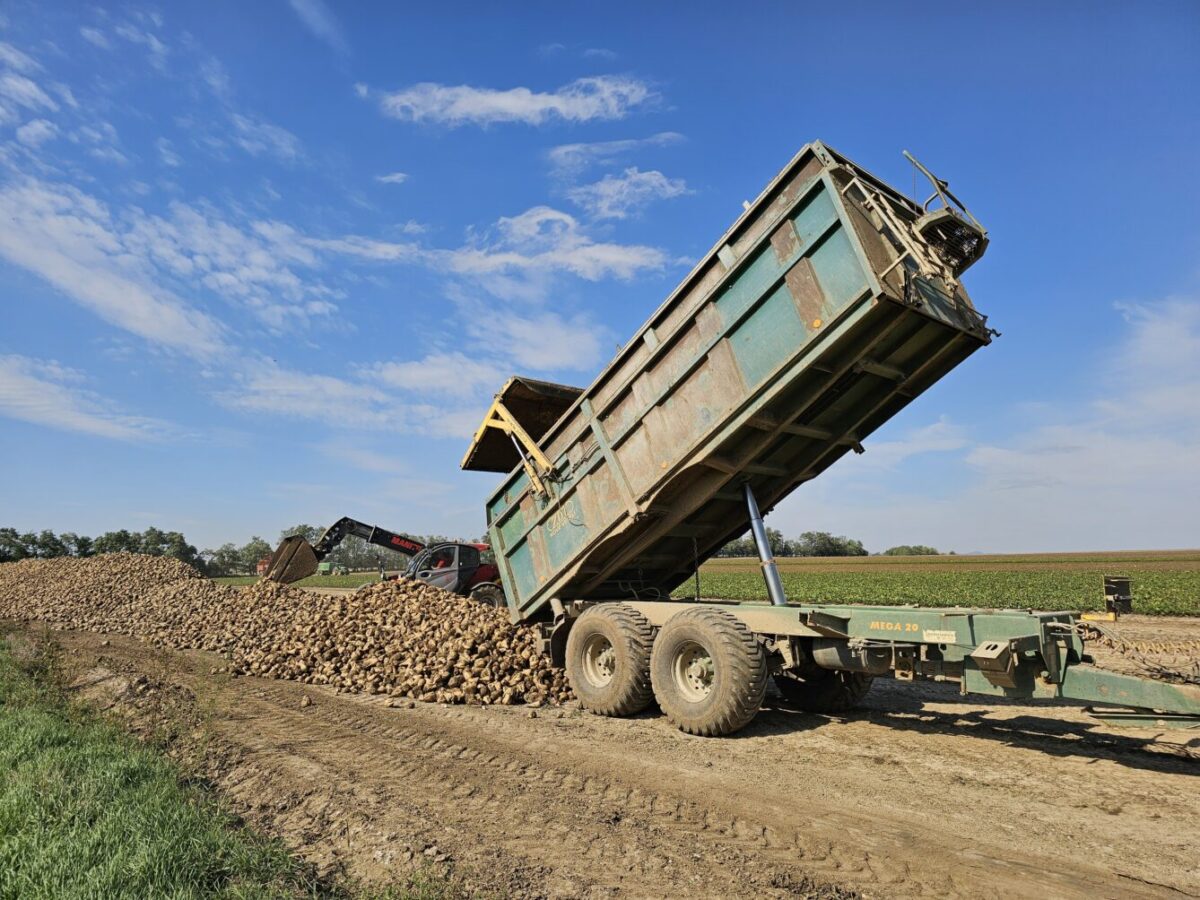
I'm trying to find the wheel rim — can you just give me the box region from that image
[581,633,616,687]
[672,640,715,702]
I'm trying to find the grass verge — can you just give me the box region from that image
[0,632,324,898]
[0,632,464,899]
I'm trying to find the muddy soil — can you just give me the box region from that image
[25,614,1198,900]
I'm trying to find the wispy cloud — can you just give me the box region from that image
[0,180,226,358]
[156,136,182,166]
[363,352,507,398]
[378,75,656,127]
[15,118,57,147]
[79,27,110,49]
[0,41,40,72]
[468,308,608,372]
[0,72,59,113]
[229,113,303,162]
[310,205,669,291]
[375,171,408,185]
[775,297,1200,552]
[113,23,168,71]
[287,0,348,54]
[566,166,690,219]
[218,361,479,438]
[547,131,683,174]
[447,205,669,283]
[0,355,174,441]
[583,47,617,60]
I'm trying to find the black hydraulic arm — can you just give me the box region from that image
[312,517,425,559]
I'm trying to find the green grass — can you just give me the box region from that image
[698,551,1200,616]
[214,574,378,589]
[0,635,467,899]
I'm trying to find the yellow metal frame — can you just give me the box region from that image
[462,394,555,497]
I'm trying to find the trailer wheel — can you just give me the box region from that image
[650,608,768,736]
[774,669,873,714]
[469,582,506,608]
[565,604,654,716]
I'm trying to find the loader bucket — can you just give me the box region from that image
[262,536,319,584]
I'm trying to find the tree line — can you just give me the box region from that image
[1,524,943,574]
[714,529,941,557]
[0,525,485,576]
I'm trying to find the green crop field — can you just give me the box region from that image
[697,550,1200,616]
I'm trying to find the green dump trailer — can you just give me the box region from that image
[462,141,1200,736]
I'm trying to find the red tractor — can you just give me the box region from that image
[262,517,505,607]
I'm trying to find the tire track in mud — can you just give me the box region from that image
[46,629,1199,900]
[235,679,1155,899]
[234,681,866,897]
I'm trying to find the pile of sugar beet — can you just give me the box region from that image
[0,554,571,706]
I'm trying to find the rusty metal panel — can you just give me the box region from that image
[480,142,994,622]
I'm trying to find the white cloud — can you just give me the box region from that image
[199,58,231,99]
[771,297,1200,553]
[447,206,669,282]
[218,361,479,438]
[88,145,129,165]
[849,418,969,471]
[156,136,182,167]
[0,72,59,112]
[0,180,226,358]
[79,27,111,49]
[379,75,655,127]
[229,112,303,162]
[547,131,683,174]
[306,234,421,262]
[467,309,607,373]
[566,166,690,219]
[0,355,173,441]
[364,352,507,398]
[121,207,339,329]
[287,0,348,54]
[310,205,668,290]
[583,47,617,60]
[15,118,57,147]
[114,23,168,71]
[375,171,408,185]
[0,41,40,72]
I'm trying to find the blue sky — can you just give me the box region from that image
[0,0,1197,554]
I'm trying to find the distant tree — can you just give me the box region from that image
[35,530,68,558]
[59,532,93,557]
[94,529,141,555]
[239,537,273,574]
[162,531,203,570]
[0,528,33,562]
[278,524,322,544]
[882,545,940,556]
[209,543,243,576]
[793,531,868,557]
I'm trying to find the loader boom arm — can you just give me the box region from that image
[262,517,425,584]
[312,517,425,558]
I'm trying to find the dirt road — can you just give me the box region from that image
[34,619,1200,899]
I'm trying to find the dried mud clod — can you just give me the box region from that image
[0,554,572,706]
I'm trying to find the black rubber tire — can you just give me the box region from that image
[773,668,873,714]
[469,582,506,608]
[565,604,654,717]
[650,607,768,736]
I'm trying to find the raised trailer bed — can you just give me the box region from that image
[464,142,1200,735]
